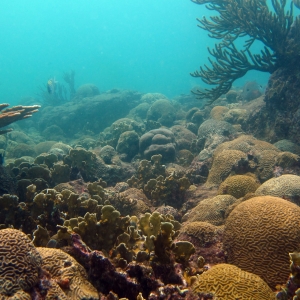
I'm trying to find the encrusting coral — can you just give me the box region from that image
[182,194,237,225]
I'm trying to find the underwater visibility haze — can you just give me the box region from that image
[0,0,272,103]
[1,0,300,299]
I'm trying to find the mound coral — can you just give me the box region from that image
[139,128,176,163]
[218,174,260,198]
[190,264,274,299]
[0,228,42,298]
[223,196,300,288]
[206,149,248,186]
[255,174,300,205]
[182,194,237,225]
[178,221,225,264]
[37,247,99,299]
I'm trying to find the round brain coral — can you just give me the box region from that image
[191,264,274,300]
[37,247,99,300]
[255,174,300,205]
[218,175,260,198]
[223,196,300,288]
[182,195,237,225]
[0,228,42,298]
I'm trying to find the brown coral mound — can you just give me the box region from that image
[218,175,260,198]
[255,174,300,205]
[206,150,247,186]
[178,221,224,264]
[223,196,300,288]
[0,228,42,298]
[191,264,275,300]
[210,105,229,120]
[208,135,282,183]
[213,134,279,157]
[182,194,237,225]
[37,247,99,300]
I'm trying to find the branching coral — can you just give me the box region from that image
[190,0,300,103]
[0,103,40,134]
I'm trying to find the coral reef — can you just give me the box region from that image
[0,228,42,298]
[190,0,300,103]
[223,196,300,288]
[139,128,176,163]
[178,221,225,264]
[276,252,300,300]
[37,247,99,299]
[182,194,237,225]
[218,174,260,198]
[0,103,40,135]
[190,264,274,299]
[255,174,300,205]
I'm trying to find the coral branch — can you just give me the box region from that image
[0,104,40,134]
[191,0,300,103]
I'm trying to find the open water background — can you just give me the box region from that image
[1,0,294,105]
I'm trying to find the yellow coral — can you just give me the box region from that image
[218,174,260,198]
[37,247,99,300]
[191,264,275,300]
[223,196,300,288]
[182,195,237,225]
[206,149,247,186]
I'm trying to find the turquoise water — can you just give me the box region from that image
[0,0,276,104]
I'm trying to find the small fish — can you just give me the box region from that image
[47,77,57,94]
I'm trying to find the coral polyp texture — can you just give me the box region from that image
[37,247,99,300]
[223,196,300,289]
[206,150,247,186]
[190,264,275,300]
[182,194,237,225]
[0,228,42,298]
[255,174,300,205]
[218,174,260,198]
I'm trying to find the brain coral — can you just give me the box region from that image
[206,150,248,186]
[191,264,274,300]
[0,228,42,298]
[197,119,236,141]
[182,194,237,225]
[37,247,99,300]
[213,134,279,157]
[218,175,260,198]
[223,196,300,288]
[255,174,300,205]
